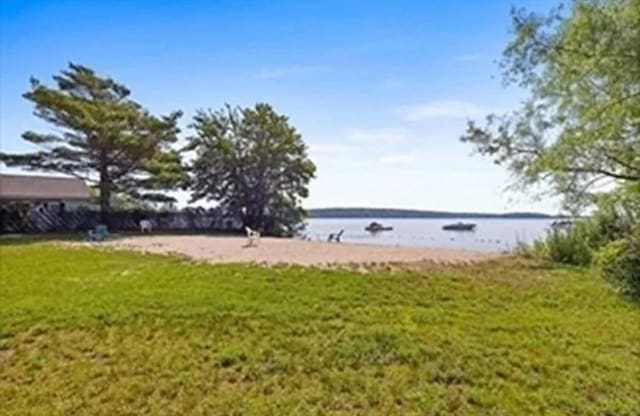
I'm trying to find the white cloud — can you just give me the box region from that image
[346,127,408,144]
[308,143,352,155]
[307,143,359,165]
[254,65,327,79]
[396,100,500,120]
[378,155,417,165]
[453,53,484,62]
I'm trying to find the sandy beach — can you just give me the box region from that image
[83,235,499,266]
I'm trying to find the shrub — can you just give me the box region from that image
[540,222,594,266]
[600,232,640,299]
[588,198,638,248]
[593,240,626,267]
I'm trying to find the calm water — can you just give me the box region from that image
[304,218,555,252]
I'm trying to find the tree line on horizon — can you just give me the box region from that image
[0,63,316,236]
[308,208,557,219]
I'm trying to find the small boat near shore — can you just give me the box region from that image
[365,221,393,232]
[442,222,476,231]
[551,219,573,230]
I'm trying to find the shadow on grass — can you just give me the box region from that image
[0,234,86,246]
[0,233,139,246]
[0,230,246,247]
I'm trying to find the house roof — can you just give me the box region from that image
[0,174,91,201]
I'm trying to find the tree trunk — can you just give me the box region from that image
[99,152,111,225]
[99,182,111,225]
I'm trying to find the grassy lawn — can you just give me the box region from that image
[1,242,638,415]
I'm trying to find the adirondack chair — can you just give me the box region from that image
[327,229,344,243]
[245,226,260,246]
[139,219,153,233]
[88,224,109,241]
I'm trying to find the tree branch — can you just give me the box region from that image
[564,166,640,182]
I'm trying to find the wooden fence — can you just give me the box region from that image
[0,207,239,234]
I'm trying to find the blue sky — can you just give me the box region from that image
[1,0,560,213]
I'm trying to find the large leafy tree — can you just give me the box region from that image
[0,63,185,221]
[187,103,316,235]
[461,0,640,212]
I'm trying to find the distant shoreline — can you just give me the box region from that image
[308,208,563,219]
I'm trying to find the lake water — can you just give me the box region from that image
[304,218,555,252]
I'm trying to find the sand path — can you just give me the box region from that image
[83,235,499,266]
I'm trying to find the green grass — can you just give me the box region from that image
[1,242,639,415]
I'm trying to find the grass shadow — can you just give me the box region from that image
[0,234,86,246]
[0,232,143,246]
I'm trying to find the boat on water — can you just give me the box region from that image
[442,222,477,231]
[551,219,573,230]
[364,221,393,232]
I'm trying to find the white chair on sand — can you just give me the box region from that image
[140,219,153,233]
[245,226,261,247]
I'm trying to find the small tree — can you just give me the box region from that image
[187,103,316,235]
[462,1,639,277]
[461,0,640,212]
[0,63,186,222]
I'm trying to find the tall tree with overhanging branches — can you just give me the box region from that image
[461,0,640,212]
[187,103,316,235]
[0,63,186,222]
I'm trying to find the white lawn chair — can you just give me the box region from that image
[245,226,260,246]
[140,219,153,233]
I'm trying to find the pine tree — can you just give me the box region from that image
[1,63,186,222]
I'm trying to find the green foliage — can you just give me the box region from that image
[187,103,316,235]
[0,63,186,220]
[588,199,636,247]
[1,242,639,414]
[534,222,594,266]
[600,230,640,298]
[530,191,640,266]
[461,0,640,211]
[461,0,639,298]
[593,239,627,267]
